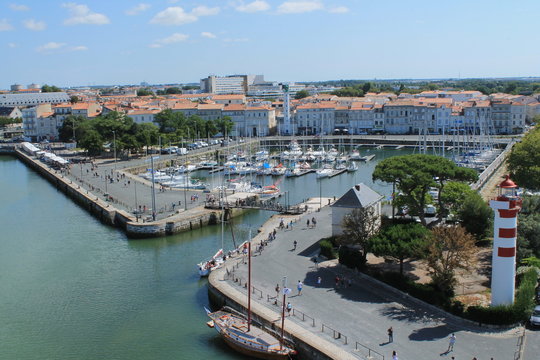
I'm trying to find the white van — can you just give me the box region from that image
[177,148,188,155]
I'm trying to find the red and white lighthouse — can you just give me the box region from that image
[489,175,521,306]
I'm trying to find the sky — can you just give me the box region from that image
[1,0,540,89]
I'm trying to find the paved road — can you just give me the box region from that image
[227,205,522,360]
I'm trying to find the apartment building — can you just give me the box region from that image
[22,104,56,141]
[490,99,525,134]
[200,75,249,94]
[0,92,70,107]
[295,101,336,135]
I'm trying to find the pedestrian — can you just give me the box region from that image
[317,276,322,286]
[293,240,297,250]
[312,217,316,227]
[392,350,398,360]
[273,229,277,238]
[286,302,292,316]
[335,275,340,289]
[447,333,456,352]
[297,280,303,295]
[289,220,293,230]
[387,327,393,343]
[307,219,310,228]
[313,257,318,268]
[275,284,280,297]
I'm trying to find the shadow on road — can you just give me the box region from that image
[380,305,446,325]
[407,324,453,341]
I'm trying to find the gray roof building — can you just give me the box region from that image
[0,92,70,107]
[331,183,384,209]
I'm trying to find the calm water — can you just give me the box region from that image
[0,149,404,360]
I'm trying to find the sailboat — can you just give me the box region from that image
[198,190,226,277]
[205,240,296,359]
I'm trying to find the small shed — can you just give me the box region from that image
[331,183,384,236]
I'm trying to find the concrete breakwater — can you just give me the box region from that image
[12,150,254,238]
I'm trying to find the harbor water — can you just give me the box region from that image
[0,149,406,359]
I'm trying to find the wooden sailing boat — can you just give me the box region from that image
[206,240,296,359]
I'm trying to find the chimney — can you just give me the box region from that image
[355,185,360,191]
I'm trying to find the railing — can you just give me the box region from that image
[356,342,385,360]
[322,323,347,344]
[471,141,514,191]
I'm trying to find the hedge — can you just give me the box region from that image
[338,246,365,270]
[319,238,338,260]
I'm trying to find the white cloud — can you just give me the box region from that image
[236,1,270,13]
[150,7,197,25]
[23,19,46,31]
[329,6,348,14]
[0,19,14,31]
[201,31,216,39]
[126,3,150,16]
[192,5,220,17]
[62,3,110,25]
[37,42,66,53]
[277,1,323,14]
[150,33,189,48]
[71,45,88,51]
[8,42,17,48]
[9,4,29,11]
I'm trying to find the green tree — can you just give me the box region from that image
[41,84,61,92]
[439,181,474,217]
[372,154,478,225]
[78,129,103,155]
[508,128,540,190]
[0,116,22,127]
[369,223,429,275]
[70,95,80,103]
[165,87,182,94]
[135,122,159,152]
[362,82,372,93]
[425,226,477,294]
[58,115,86,142]
[137,88,153,96]
[456,192,492,240]
[215,116,234,136]
[294,89,310,99]
[339,207,380,267]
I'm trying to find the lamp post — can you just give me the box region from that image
[112,130,117,171]
[319,178,322,211]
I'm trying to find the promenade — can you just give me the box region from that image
[214,202,524,360]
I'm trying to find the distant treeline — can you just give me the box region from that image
[303,79,540,96]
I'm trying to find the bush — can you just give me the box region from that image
[319,238,337,260]
[338,246,365,270]
[462,268,538,325]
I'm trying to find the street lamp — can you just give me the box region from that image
[112,130,117,171]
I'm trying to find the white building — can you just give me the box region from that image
[331,183,384,236]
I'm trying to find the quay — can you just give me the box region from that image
[208,200,522,360]
[328,168,346,178]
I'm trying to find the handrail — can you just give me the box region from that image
[355,342,385,360]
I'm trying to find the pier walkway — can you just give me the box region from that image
[211,201,522,360]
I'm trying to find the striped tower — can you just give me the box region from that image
[489,175,521,306]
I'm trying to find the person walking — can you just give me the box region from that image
[387,327,393,343]
[447,333,456,352]
[335,275,340,289]
[312,217,316,227]
[392,350,398,360]
[297,280,303,296]
[293,240,297,250]
[307,219,310,228]
[317,276,322,286]
[275,284,280,298]
[286,302,292,316]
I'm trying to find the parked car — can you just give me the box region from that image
[424,205,436,217]
[176,148,188,155]
[529,305,540,327]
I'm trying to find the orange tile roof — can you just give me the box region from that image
[172,103,198,110]
[198,104,224,110]
[212,94,245,100]
[223,104,246,111]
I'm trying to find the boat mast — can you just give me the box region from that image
[247,236,252,332]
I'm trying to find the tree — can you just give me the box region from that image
[369,223,429,275]
[41,84,61,92]
[339,207,380,267]
[362,82,372,93]
[215,116,234,136]
[0,116,21,128]
[78,129,103,156]
[165,87,182,94]
[137,88,153,96]
[372,154,478,226]
[70,95,80,103]
[439,181,474,217]
[135,122,159,152]
[508,128,540,190]
[425,226,477,294]
[294,90,310,99]
[58,115,85,142]
[456,191,492,240]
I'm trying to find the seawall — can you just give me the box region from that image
[11,149,251,238]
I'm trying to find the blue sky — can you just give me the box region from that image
[1,0,539,89]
